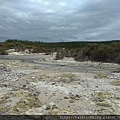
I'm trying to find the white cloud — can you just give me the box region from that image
[43,1,50,6]
[59,2,67,7]
[0,25,5,30]
[49,26,78,31]
[71,23,81,27]
[45,9,55,14]
[30,0,43,3]
[7,17,19,24]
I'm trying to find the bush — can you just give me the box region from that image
[90,45,114,62]
[0,50,8,55]
[0,47,8,55]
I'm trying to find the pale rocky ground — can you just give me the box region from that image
[0,53,120,115]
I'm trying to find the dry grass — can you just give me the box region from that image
[95,72,108,78]
[110,80,120,86]
[93,91,114,102]
[59,73,76,83]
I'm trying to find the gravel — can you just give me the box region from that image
[0,57,120,115]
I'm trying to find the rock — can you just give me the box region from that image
[45,105,51,110]
[26,81,29,84]
[75,97,80,100]
[48,102,58,110]
[33,92,38,96]
[0,64,11,72]
[74,87,77,88]
[115,97,120,100]
[12,86,21,91]
[23,85,26,88]
[52,105,58,110]
[52,93,55,96]
[0,84,7,87]
[31,77,35,79]
[64,96,69,99]
[69,100,74,103]
[70,95,75,99]
[15,108,20,112]
[69,94,80,100]
[49,102,55,106]
[76,94,80,98]
[52,82,56,85]
[25,108,43,115]
[36,91,41,94]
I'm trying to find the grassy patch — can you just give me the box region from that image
[41,74,50,79]
[9,91,42,114]
[96,100,112,107]
[59,73,76,83]
[95,72,108,78]
[115,87,120,90]
[92,92,115,108]
[93,91,114,102]
[110,80,120,86]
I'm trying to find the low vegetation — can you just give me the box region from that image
[95,72,108,78]
[0,39,120,63]
[59,73,76,83]
[93,91,114,103]
[110,80,120,86]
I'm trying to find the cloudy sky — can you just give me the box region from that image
[0,0,120,42]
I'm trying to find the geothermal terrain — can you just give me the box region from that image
[0,53,120,115]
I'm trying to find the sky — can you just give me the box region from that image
[0,0,120,42]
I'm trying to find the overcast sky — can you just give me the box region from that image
[0,0,120,42]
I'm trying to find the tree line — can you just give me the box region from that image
[0,39,120,63]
